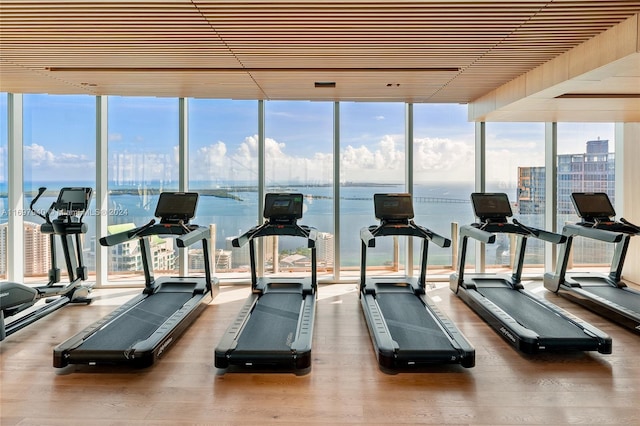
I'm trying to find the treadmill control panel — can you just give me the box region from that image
[374,193,414,223]
[571,192,616,223]
[471,193,512,223]
[154,192,199,224]
[264,193,304,223]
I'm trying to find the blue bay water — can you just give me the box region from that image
[3,181,530,267]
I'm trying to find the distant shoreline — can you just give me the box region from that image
[2,182,402,200]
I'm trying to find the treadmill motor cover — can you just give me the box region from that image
[374,193,414,222]
[264,193,304,221]
[571,192,616,222]
[154,192,199,224]
[471,193,512,222]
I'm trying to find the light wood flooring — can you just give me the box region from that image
[1,281,639,425]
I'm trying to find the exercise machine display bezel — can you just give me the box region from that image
[154,192,199,224]
[373,193,414,222]
[571,192,616,222]
[471,192,512,222]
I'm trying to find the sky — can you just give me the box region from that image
[0,93,616,186]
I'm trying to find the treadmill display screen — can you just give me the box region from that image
[374,193,414,221]
[55,187,92,212]
[154,192,199,223]
[471,193,512,222]
[264,193,304,221]
[571,192,615,221]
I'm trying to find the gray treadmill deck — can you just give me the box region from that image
[375,291,455,352]
[234,292,302,352]
[473,279,587,338]
[76,291,194,351]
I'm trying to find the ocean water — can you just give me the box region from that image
[2,181,529,267]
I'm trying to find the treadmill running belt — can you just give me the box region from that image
[582,286,640,312]
[477,287,587,338]
[375,293,454,351]
[235,293,302,352]
[77,292,194,350]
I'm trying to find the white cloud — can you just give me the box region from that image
[24,143,56,166]
[414,137,473,171]
[23,143,96,182]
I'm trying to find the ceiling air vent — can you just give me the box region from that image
[315,82,336,88]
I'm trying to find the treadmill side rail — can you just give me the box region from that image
[290,295,317,370]
[214,294,261,368]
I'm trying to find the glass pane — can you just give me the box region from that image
[340,102,405,277]
[264,101,334,279]
[413,104,475,275]
[107,96,178,285]
[22,94,96,284]
[486,122,546,273]
[0,93,7,280]
[188,98,258,281]
[558,123,615,269]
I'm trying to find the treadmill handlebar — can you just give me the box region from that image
[100,219,157,246]
[361,220,451,248]
[512,219,566,244]
[177,225,210,248]
[232,222,317,248]
[413,221,451,248]
[472,220,565,244]
[360,226,376,247]
[460,224,496,244]
[620,218,640,234]
[563,223,624,243]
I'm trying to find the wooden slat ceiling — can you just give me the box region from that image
[1,1,639,121]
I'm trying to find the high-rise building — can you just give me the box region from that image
[518,138,615,215]
[316,232,335,269]
[517,139,615,265]
[0,221,51,277]
[105,223,175,272]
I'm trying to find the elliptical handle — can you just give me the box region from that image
[29,187,48,220]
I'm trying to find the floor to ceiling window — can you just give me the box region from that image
[557,123,616,269]
[264,101,334,278]
[340,102,405,276]
[0,92,625,285]
[107,96,179,284]
[0,93,7,280]
[188,99,258,280]
[485,122,546,273]
[22,94,96,284]
[412,104,475,273]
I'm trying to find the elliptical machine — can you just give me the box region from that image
[0,187,93,341]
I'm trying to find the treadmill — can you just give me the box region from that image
[359,193,475,371]
[544,192,640,334]
[450,192,611,354]
[54,192,219,368]
[215,193,317,373]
